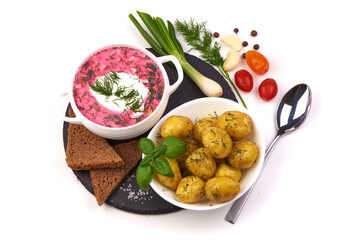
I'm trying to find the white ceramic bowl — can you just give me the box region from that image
[59,44,183,140]
[148,97,265,211]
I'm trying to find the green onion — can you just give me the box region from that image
[129,11,223,97]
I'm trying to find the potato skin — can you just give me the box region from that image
[228,140,258,169]
[205,176,240,203]
[176,137,201,172]
[185,147,217,181]
[155,157,182,191]
[218,111,252,141]
[192,116,219,143]
[176,176,205,203]
[161,115,193,140]
[201,127,232,159]
[215,163,242,182]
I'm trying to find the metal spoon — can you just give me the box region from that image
[225,83,312,224]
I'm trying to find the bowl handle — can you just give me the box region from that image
[58,92,82,124]
[157,55,184,95]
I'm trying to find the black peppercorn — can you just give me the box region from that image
[242,41,248,47]
[213,32,219,38]
[242,52,246,59]
[234,28,239,34]
[251,30,258,37]
[253,44,260,50]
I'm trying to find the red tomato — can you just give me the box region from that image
[245,50,270,75]
[234,69,253,92]
[258,78,278,101]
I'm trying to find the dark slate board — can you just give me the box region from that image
[63,49,238,214]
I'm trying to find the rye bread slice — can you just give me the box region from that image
[90,140,142,206]
[65,107,124,170]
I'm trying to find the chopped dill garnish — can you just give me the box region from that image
[210,140,220,145]
[90,71,144,113]
[90,75,114,96]
[127,98,142,112]
[124,88,139,100]
[82,61,89,70]
[210,129,216,136]
[107,70,120,81]
[221,138,227,148]
[114,85,126,97]
[234,148,247,155]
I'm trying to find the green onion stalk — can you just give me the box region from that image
[129,11,223,97]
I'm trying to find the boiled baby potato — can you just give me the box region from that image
[176,137,201,172]
[215,163,242,182]
[192,116,219,143]
[176,176,205,203]
[201,127,232,159]
[161,115,193,140]
[205,176,240,203]
[218,111,252,141]
[214,157,227,165]
[228,140,258,169]
[185,147,217,181]
[155,157,182,191]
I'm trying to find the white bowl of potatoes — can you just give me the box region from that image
[148,97,265,211]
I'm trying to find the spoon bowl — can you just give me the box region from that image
[225,83,312,223]
[277,84,312,135]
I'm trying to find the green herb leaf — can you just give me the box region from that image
[90,77,113,97]
[136,165,153,191]
[152,157,174,177]
[139,155,153,167]
[167,20,184,56]
[162,136,187,158]
[139,144,167,167]
[139,138,155,155]
[151,145,167,158]
[129,13,167,56]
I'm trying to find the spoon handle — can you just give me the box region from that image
[225,133,282,224]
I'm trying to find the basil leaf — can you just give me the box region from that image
[153,157,174,177]
[162,136,187,158]
[139,155,153,167]
[139,138,155,155]
[150,145,167,159]
[139,145,167,167]
[136,165,153,191]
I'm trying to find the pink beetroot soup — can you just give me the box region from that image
[73,46,164,128]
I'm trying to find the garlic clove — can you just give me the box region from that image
[223,50,241,71]
[221,35,243,51]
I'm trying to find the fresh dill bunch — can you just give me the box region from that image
[175,18,247,109]
[174,19,224,67]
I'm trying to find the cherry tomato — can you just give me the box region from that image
[258,78,278,101]
[234,69,253,92]
[245,50,270,75]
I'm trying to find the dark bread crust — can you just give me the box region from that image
[65,107,124,170]
[90,140,142,206]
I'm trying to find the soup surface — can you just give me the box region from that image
[73,46,165,128]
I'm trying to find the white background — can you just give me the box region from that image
[1,0,358,239]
